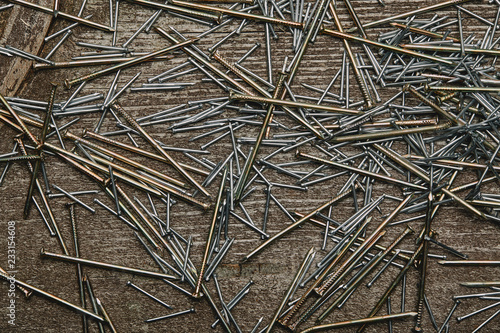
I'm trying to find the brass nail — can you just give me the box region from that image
[284,216,372,331]
[317,226,414,323]
[438,260,500,266]
[67,203,88,332]
[155,27,256,97]
[193,166,228,298]
[374,144,487,219]
[126,0,221,22]
[23,83,57,219]
[390,22,459,42]
[316,196,414,298]
[404,84,465,126]
[357,242,424,333]
[233,69,288,202]
[425,84,500,93]
[0,266,32,298]
[266,247,316,333]
[16,137,69,254]
[402,43,500,57]
[0,92,39,146]
[300,312,417,333]
[230,92,363,116]
[0,155,41,163]
[0,266,104,322]
[95,298,117,333]
[321,28,455,66]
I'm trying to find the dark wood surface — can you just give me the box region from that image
[1,1,500,332]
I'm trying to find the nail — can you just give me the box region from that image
[96,298,117,333]
[9,0,114,31]
[351,0,472,31]
[127,281,172,309]
[283,216,370,330]
[34,55,175,70]
[0,267,104,322]
[329,1,373,109]
[297,151,427,191]
[194,167,228,298]
[16,138,69,254]
[41,249,177,280]
[45,15,93,42]
[317,227,409,323]
[52,184,96,214]
[0,266,33,298]
[33,197,56,236]
[5,45,56,65]
[457,300,500,322]
[181,235,192,282]
[438,300,460,333]
[367,250,401,288]
[45,30,72,60]
[302,312,417,333]
[211,280,253,328]
[83,275,106,333]
[213,273,242,333]
[357,253,419,333]
[128,0,221,22]
[424,235,468,259]
[144,308,195,323]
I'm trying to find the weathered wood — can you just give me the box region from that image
[0,0,52,95]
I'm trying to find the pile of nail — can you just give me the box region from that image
[1,0,500,332]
